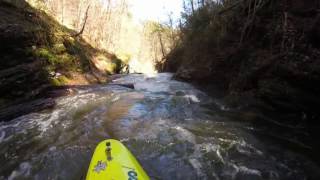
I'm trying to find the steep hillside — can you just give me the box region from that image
[0,1,123,108]
[162,0,320,151]
[26,0,174,73]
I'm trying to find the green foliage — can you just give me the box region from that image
[52,43,67,54]
[94,53,123,74]
[63,37,91,72]
[34,48,58,64]
[50,75,69,86]
[33,47,73,69]
[0,0,126,107]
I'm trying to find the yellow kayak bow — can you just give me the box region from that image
[86,139,150,180]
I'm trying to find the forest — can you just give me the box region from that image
[163,0,320,156]
[1,0,320,179]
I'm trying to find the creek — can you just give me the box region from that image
[0,73,319,180]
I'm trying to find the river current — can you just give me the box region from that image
[0,73,319,180]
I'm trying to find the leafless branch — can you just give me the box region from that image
[73,5,90,37]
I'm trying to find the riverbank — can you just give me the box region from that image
[0,1,128,118]
[161,0,320,160]
[1,73,320,179]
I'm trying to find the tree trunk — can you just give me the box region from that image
[73,5,90,37]
[61,0,65,23]
[190,0,195,14]
[158,32,166,58]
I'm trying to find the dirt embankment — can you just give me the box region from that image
[0,1,127,119]
[162,0,320,150]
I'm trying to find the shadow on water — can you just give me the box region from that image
[0,73,320,180]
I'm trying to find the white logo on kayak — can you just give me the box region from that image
[93,161,107,173]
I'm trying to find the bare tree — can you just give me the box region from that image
[61,0,64,23]
[73,5,90,37]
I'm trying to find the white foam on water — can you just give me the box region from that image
[184,95,201,103]
[32,92,106,135]
[237,140,264,156]
[0,120,22,130]
[37,110,63,134]
[0,114,49,143]
[218,138,237,144]
[189,158,205,178]
[194,143,225,164]
[173,126,196,144]
[216,149,225,164]
[111,95,120,102]
[0,131,5,143]
[232,164,262,177]
[199,143,219,153]
[49,146,57,151]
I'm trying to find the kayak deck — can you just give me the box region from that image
[86,139,150,180]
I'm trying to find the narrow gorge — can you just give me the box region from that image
[0,0,320,180]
